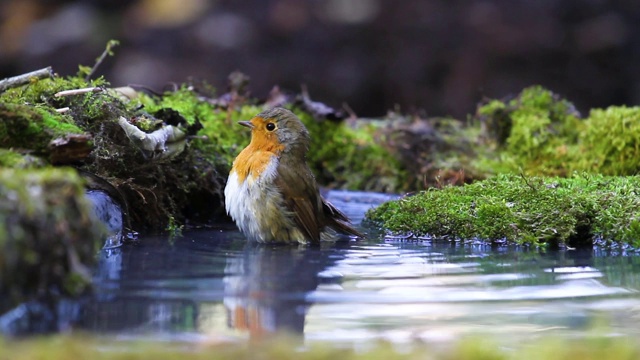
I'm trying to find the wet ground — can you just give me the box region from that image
[81,191,640,345]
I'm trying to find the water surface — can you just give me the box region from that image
[83,191,640,345]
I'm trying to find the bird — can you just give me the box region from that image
[224,107,364,244]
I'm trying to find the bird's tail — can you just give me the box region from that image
[322,199,365,239]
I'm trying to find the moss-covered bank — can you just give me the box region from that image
[366,86,640,246]
[0,68,408,232]
[366,174,640,248]
[0,168,103,313]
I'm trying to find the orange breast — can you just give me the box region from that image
[232,148,274,182]
[232,127,285,183]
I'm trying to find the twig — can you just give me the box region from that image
[84,39,120,82]
[342,102,358,120]
[0,67,53,92]
[56,107,70,113]
[54,87,103,97]
[519,171,538,191]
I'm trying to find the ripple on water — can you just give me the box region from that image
[80,191,640,345]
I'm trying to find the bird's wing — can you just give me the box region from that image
[274,161,322,243]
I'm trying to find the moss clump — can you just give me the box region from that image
[476,86,640,179]
[0,149,46,168]
[580,106,640,175]
[476,85,584,176]
[366,173,640,248]
[0,103,84,154]
[0,73,107,107]
[0,168,103,313]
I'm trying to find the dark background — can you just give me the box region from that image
[1,0,639,118]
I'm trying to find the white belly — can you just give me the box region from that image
[224,159,306,243]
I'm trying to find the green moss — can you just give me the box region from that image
[0,149,46,168]
[580,106,640,175]
[0,103,84,154]
[366,173,640,247]
[0,334,638,360]
[0,168,103,311]
[137,86,258,167]
[0,74,107,104]
[476,86,584,176]
[475,86,640,180]
[293,109,405,192]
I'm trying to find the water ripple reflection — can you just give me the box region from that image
[80,191,640,345]
[82,232,640,345]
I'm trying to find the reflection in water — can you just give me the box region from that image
[82,229,347,339]
[222,243,346,338]
[7,189,639,342]
[81,230,640,344]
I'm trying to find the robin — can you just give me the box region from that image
[224,107,364,244]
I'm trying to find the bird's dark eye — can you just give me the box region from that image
[266,122,276,131]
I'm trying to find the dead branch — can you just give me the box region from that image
[0,67,53,92]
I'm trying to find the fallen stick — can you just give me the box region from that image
[54,87,103,97]
[0,67,53,92]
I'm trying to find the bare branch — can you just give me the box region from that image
[85,39,120,82]
[0,67,53,92]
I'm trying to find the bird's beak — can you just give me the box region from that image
[238,121,254,129]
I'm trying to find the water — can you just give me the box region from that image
[81,191,640,345]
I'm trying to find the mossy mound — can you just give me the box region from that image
[6,66,640,236]
[0,75,234,230]
[366,173,640,248]
[580,106,640,175]
[476,86,640,177]
[0,168,103,313]
[0,103,84,154]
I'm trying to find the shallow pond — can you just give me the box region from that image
[82,191,640,345]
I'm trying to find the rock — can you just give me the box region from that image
[86,190,124,249]
[0,168,104,316]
